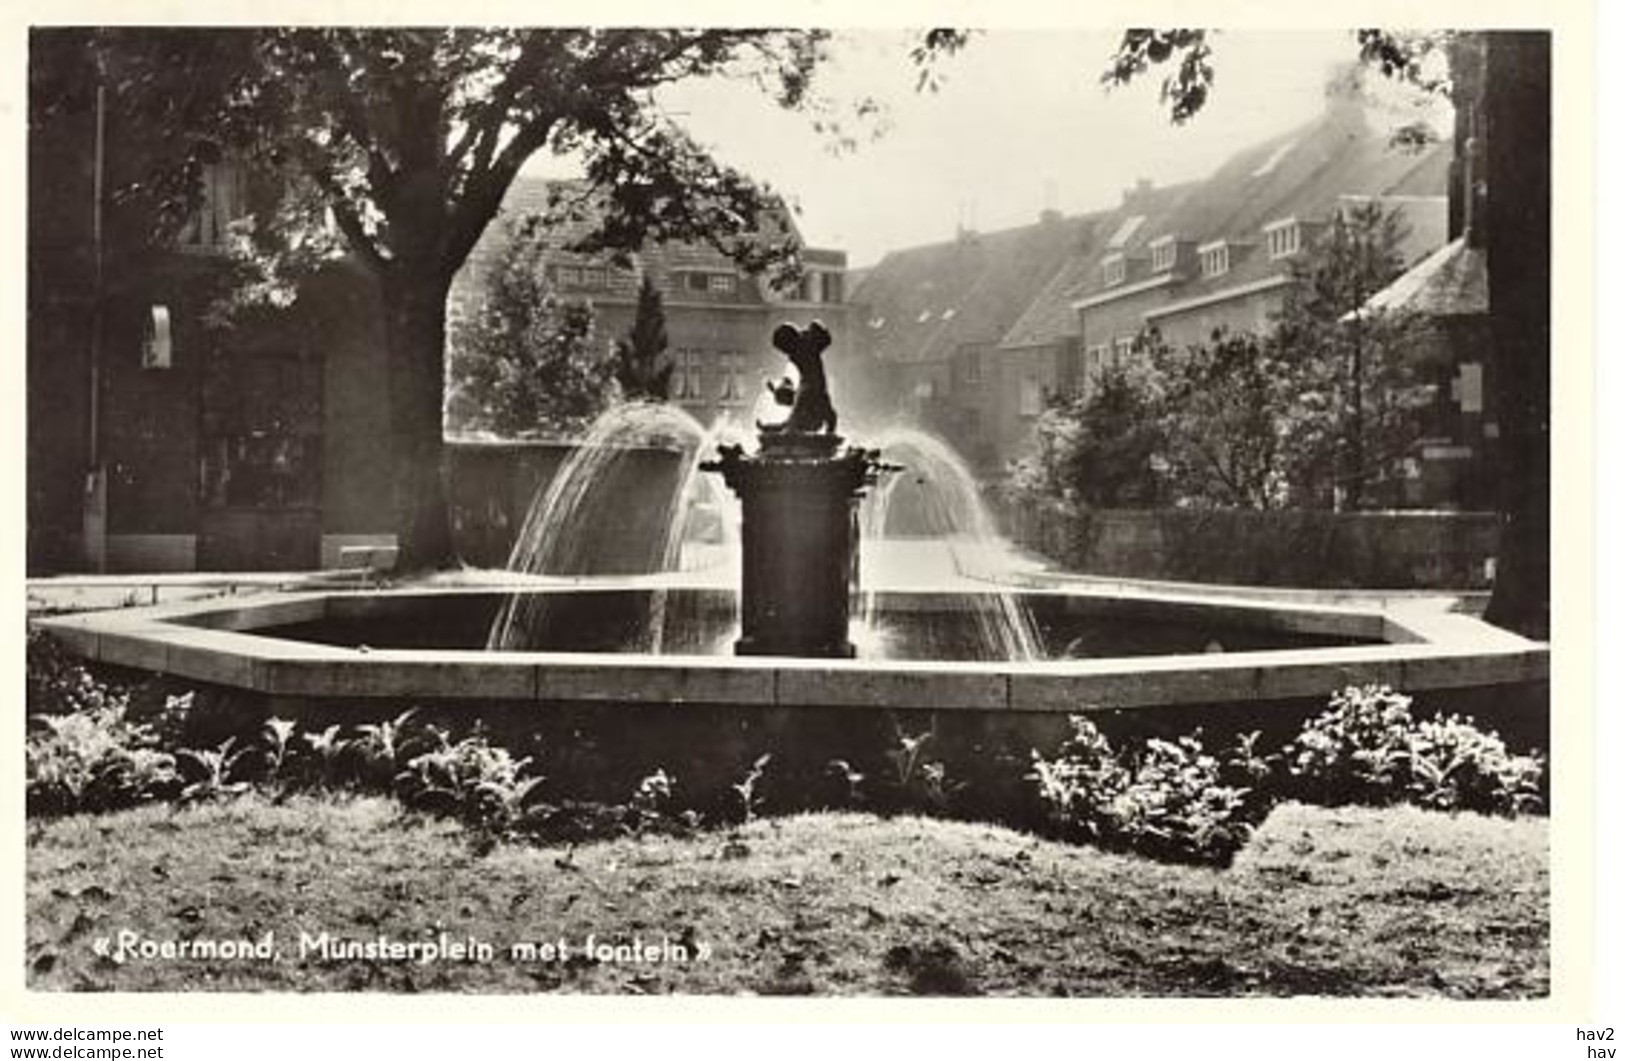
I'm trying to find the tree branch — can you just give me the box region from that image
[298,150,391,273]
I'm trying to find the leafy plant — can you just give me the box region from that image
[624,767,671,831]
[1286,684,1421,806]
[26,704,180,816]
[177,738,254,803]
[25,630,132,717]
[826,758,866,805]
[1404,713,1545,815]
[300,724,349,788]
[262,717,297,785]
[1107,735,1257,864]
[352,708,422,789]
[1285,685,1546,816]
[883,720,962,812]
[1030,717,1264,864]
[1028,716,1129,842]
[395,729,545,834]
[732,753,772,824]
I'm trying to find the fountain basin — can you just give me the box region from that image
[36,580,1545,714]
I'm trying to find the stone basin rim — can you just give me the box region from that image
[34,582,1548,714]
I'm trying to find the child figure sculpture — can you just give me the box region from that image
[760,320,837,435]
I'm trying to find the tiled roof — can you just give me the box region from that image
[1359,236,1488,318]
[1065,101,1450,321]
[849,213,1096,365]
[999,184,1195,350]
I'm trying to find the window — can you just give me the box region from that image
[675,349,706,401]
[686,272,709,292]
[199,352,321,509]
[1085,344,1108,384]
[579,267,606,288]
[708,274,736,294]
[822,273,843,303]
[1149,236,1177,274]
[1264,219,1301,260]
[1101,254,1126,287]
[177,161,248,251]
[1112,336,1134,369]
[1199,241,1230,278]
[962,352,982,385]
[556,265,583,286]
[718,351,746,403]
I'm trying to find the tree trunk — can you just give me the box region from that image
[381,267,456,571]
[1480,32,1550,639]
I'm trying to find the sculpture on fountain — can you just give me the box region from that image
[702,320,895,658]
[760,320,838,435]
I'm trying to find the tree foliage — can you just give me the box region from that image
[1084,26,1549,634]
[1015,205,1428,512]
[447,218,612,439]
[1009,358,1166,509]
[1272,202,1431,509]
[58,27,834,568]
[613,274,674,402]
[1154,331,1292,509]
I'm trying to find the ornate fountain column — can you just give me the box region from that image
[702,322,892,658]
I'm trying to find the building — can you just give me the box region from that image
[1068,88,1448,389]
[850,79,1453,483]
[847,212,1099,471]
[450,178,854,434]
[27,55,403,574]
[27,103,852,574]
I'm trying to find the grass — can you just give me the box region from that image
[25,796,1547,997]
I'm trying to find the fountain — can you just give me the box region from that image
[700,321,893,658]
[34,320,1549,814]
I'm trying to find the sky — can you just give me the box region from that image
[528,30,1449,269]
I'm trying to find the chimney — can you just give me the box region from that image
[1323,60,1370,128]
[1122,178,1153,208]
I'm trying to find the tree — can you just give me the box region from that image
[446,217,612,438]
[1096,28,1549,636]
[1153,330,1292,509]
[1272,202,1431,510]
[1008,360,1166,509]
[75,28,830,569]
[613,274,674,402]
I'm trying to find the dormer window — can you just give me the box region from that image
[1199,240,1230,278]
[1101,253,1126,287]
[1148,236,1177,274]
[1264,218,1302,260]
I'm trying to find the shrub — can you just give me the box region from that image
[1029,717,1265,865]
[25,630,130,717]
[1285,684,1546,815]
[1405,713,1545,816]
[1286,684,1418,806]
[26,700,181,815]
[1107,735,1256,864]
[395,728,544,833]
[1028,716,1127,842]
